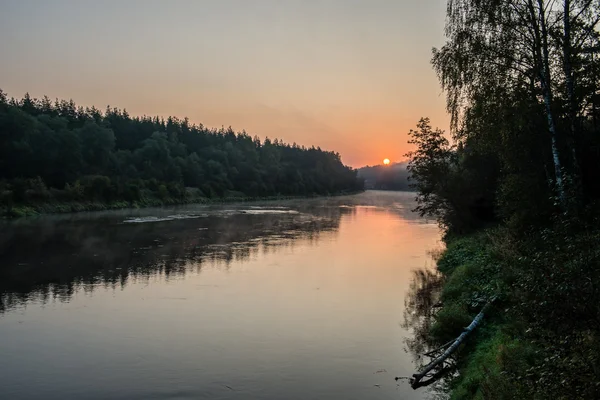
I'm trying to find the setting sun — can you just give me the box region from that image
[383,158,390,165]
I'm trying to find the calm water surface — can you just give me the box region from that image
[0,191,440,400]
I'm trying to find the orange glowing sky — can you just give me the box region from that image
[0,0,450,167]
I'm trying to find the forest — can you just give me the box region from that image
[357,162,410,191]
[0,90,363,216]
[406,0,600,398]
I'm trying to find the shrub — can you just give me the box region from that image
[157,184,169,201]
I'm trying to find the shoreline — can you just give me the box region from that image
[2,190,365,219]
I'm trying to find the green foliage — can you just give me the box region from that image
[157,184,169,201]
[437,235,488,274]
[0,91,363,216]
[410,1,600,234]
[430,302,472,344]
[405,119,498,235]
[449,330,537,400]
[426,223,600,399]
[402,1,600,398]
[6,206,39,218]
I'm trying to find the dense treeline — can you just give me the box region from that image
[357,162,410,191]
[407,1,600,399]
[0,90,362,216]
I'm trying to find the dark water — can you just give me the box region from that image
[0,191,441,400]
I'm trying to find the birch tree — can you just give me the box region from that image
[433,0,600,206]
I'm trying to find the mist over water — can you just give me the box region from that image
[0,191,441,400]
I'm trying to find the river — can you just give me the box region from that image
[0,191,441,400]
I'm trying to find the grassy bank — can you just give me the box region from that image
[2,190,363,218]
[428,221,600,399]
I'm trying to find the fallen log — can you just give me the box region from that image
[409,298,496,389]
[410,367,449,389]
[422,339,454,358]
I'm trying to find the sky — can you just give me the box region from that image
[0,0,449,167]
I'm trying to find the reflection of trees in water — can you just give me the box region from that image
[403,268,444,360]
[0,207,345,313]
[0,192,424,313]
[402,267,454,397]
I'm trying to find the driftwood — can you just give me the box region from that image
[409,298,496,389]
[423,339,454,357]
[410,367,449,389]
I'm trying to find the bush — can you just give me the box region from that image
[81,175,111,200]
[430,302,472,343]
[65,181,84,200]
[157,184,169,200]
[167,182,185,199]
[124,183,141,202]
[24,177,51,202]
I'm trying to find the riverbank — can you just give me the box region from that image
[426,221,600,399]
[2,190,364,218]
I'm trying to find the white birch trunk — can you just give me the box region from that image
[533,0,566,203]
